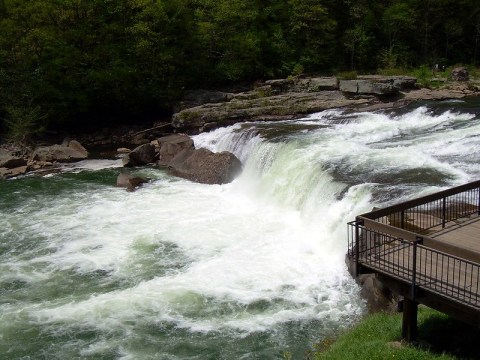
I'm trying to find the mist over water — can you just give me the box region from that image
[1,100,480,359]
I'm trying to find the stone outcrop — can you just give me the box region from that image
[357,274,400,313]
[357,75,417,90]
[340,80,396,95]
[171,75,426,133]
[172,91,372,133]
[169,148,242,185]
[122,143,156,167]
[0,165,28,179]
[451,67,469,81]
[401,82,475,102]
[31,140,88,162]
[339,76,417,95]
[265,76,339,94]
[116,173,149,192]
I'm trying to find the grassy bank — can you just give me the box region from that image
[312,306,480,360]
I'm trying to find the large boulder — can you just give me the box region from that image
[31,140,88,162]
[451,67,469,81]
[0,149,27,168]
[122,143,156,167]
[157,134,195,166]
[169,148,242,185]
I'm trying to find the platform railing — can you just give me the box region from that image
[360,180,480,233]
[348,220,480,309]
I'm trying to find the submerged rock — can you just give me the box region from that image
[116,173,149,192]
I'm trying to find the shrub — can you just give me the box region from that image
[336,71,358,80]
[3,104,47,144]
[413,65,432,88]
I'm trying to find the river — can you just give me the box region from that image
[1,98,480,359]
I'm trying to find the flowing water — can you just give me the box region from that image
[1,99,480,359]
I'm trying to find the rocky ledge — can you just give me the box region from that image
[2,71,479,183]
[0,140,88,179]
[1,134,242,187]
[172,73,480,133]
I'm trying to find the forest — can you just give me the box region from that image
[0,0,480,140]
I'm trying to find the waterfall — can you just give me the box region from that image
[1,100,480,359]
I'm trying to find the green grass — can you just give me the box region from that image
[336,71,358,80]
[313,306,480,360]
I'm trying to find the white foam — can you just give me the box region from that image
[59,159,123,172]
[2,104,480,350]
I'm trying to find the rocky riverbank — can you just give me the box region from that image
[171,73,480,133]
[1,72,479,182]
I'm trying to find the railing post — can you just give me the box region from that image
[401,210,405,229]
[411,237,421,301]
[477,187,480,215]
[354,219,363,277]
[442,197,447,228]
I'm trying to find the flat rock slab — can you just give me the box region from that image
[339,79,396,95]
[172,91,372,133]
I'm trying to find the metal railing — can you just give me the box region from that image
[348,220,480,309]
[362,180,480,234]
[347,180,480,309]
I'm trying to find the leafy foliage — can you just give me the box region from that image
[0,0,479,139]
[4,104,46,144]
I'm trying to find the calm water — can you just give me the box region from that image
[1,99,480,359]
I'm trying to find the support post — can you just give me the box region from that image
[402,238,420,342]
[401,298,418,342]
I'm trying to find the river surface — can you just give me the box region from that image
[1,99,480,359]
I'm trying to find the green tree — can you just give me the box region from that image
[288,0,337,72]
[382,1,416,67]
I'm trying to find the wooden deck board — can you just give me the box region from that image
[431,216,480,254]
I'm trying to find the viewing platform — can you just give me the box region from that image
[347,180,480,341]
